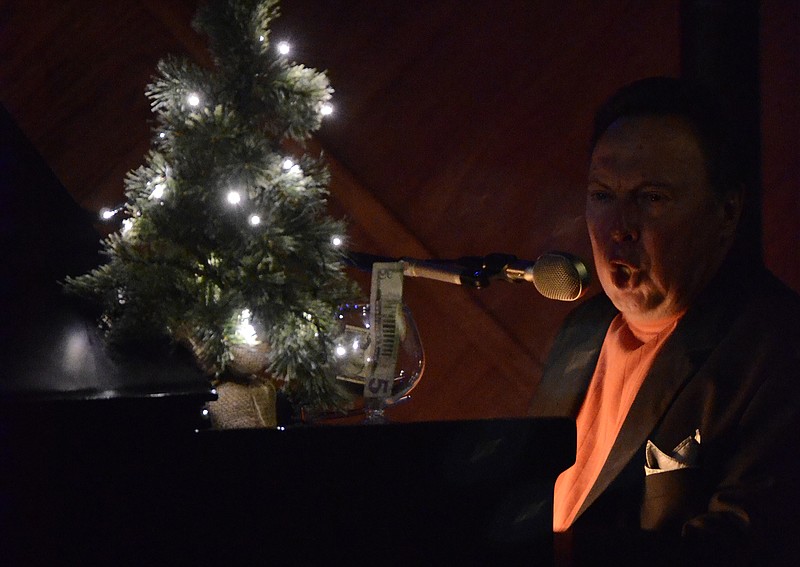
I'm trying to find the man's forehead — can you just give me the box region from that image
[595,115,704,151]
[590,115,707,177]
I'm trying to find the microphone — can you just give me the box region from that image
[346,252,590,301]
[501,253,590,301]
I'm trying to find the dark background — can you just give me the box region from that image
[1,0,797,422]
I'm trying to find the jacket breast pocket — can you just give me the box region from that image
[640,467,705,532]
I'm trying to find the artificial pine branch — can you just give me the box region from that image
[65,0,359,413]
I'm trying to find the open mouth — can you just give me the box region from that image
[611,262,637,288]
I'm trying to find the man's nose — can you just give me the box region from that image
[610,202,640,242]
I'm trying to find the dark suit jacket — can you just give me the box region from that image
[531,261,800,565]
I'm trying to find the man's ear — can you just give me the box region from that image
[720,185,744,239]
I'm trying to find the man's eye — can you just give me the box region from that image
[641,192,666,203]
[588,191,612,202]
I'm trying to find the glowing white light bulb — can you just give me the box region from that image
[277,41,290,55]
[282,158,294,170]
[238,323,258,345]
[352,339,360,351]
[236,309,259,346]
[331,236,343,247]
[320,103,333,116]
[159,132,166,139]
[288,164,302,176]
[227,190,241,205]
[151,183,166,200]
[121,218,134,235]
[335,345,347,357]
[259,35,265,43]
[187,93,201,107]
[249,214,261,226]
[100,208,116,220]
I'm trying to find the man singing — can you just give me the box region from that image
[531,77,800,565]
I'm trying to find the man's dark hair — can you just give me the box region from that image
[591,76,745,200]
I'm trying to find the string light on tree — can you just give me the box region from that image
[187,92,201,107]
[121,218,134,235]
[277,41,290,55]
[235,309,259,346]
[249,214,261,226]
[227,190,241,205]
[150,181,166,200]
[320,103,333,116]
[100,207,122,220]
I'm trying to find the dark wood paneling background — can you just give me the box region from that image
[1,1,797,421]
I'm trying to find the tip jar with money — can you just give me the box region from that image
[332,300,425,422]
[331,262,425,423]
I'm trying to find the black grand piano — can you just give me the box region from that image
[0,105,574,566]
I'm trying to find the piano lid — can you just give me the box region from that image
[0,104,210,401]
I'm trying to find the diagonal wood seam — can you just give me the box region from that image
[302,138,543,384]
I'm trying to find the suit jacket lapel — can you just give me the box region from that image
[575,304,720,519]
[530,296,617,418]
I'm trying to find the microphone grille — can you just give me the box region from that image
[532,253,590,301]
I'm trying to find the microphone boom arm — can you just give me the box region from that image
[343,251,590,301]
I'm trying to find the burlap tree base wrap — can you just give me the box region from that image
[207,378,277,429]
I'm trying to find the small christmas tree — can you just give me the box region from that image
[66,0,357,413]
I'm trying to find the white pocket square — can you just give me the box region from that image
[645,429,701,476]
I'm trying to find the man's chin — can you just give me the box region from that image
[607,290,660,320]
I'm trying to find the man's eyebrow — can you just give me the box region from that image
[586,176,612,188]
[586,177,673,190]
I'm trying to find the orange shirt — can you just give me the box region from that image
[552,312,683,532]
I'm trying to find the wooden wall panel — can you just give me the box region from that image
[761,0,800,293]
[0,1,195,212]
[277,1,683,420]
[2,1,796,422]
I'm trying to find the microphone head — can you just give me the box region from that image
[530,252,590,301]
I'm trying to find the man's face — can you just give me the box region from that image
[586,115,739,323]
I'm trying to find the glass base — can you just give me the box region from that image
[364,407,388,424]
